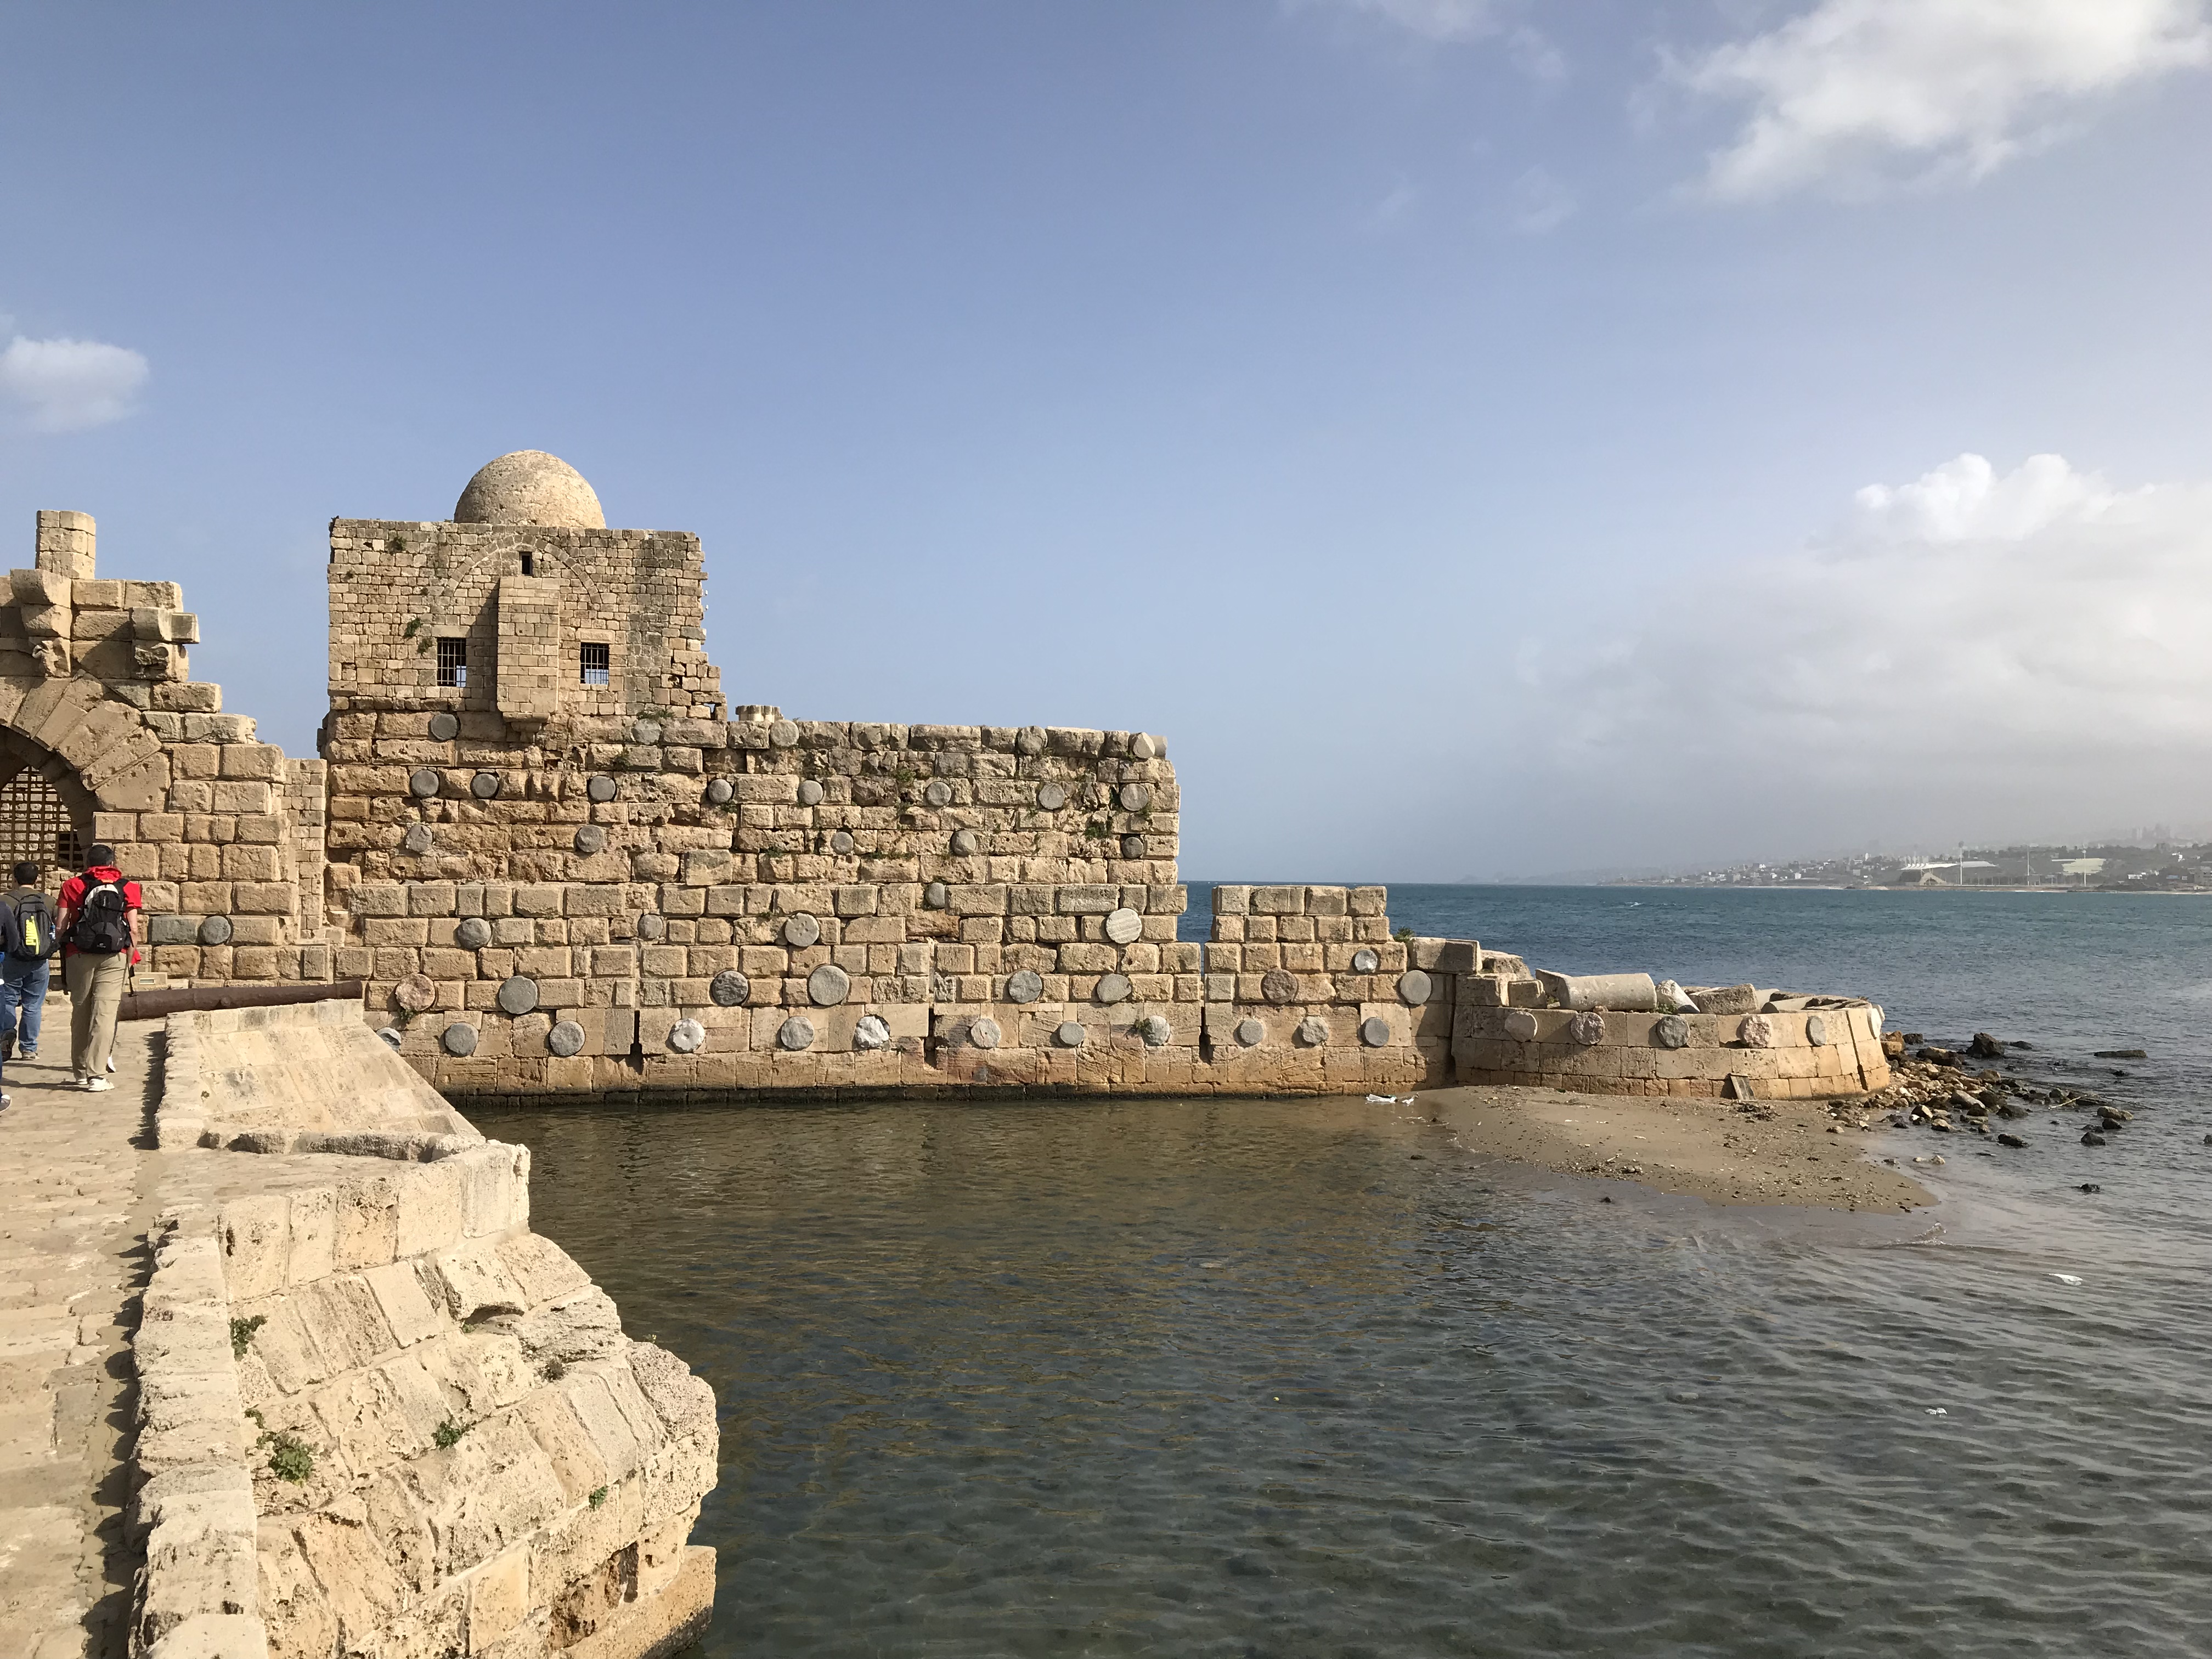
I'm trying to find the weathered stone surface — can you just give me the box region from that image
[950,828,981,856]
[1131,733,1159,760]
[797,779,825,806]
[782,912,821,947]
[471,770,502,799]
[427,710,459,740]
[669,1018,706,1053]
[456,917,492,949]
[1398,969,1432,1006]
[454,449,606,527]
[778,1015,815,1050]
[1739,1013,1776,1048]
[442,1021,478,1056]
[923,881,950,909]
[926,780,953,806]
[394,974,437,1012]
[574,824,607,854]
[1118,782,1151,812]
[710,970,750,1007]
[1654,1015,1690,1049]
[1567,1010,1606,1045]
[1234,1017,1264,1047]
[1136,1015,1170,1048]
[1006,969,1044,1004]
[969,1015,1002,1049]
[198,915,232,946]
[637,913,665,940]
[1805,1014,1829,1045]
[1055,1020,1086,1047]
[1502,1009,1540,1040]
[377,1025,403,1048]
[1295,1016,1328,1047]
[1351,949,1379,974]
[408,768,442,798]
[1096,973,1132,1004]
[770,718,800,747]
[808,964,851,1006]
[1036,783,1066,810]
[1120,834,1146,859]
[706,776,734,805]
[498,975,540,1015]
[1104,907,1142,946]
[1692,984,1758,1015]
[854,1013,891,1050]
[587,775,618,803]
[1542,971,1657,1013]
[1017,726,1046,755]
[1261,969,1298,1005]
[1361,1016,1391,1047]
[548,1019,586,1057]
[829,830,855,855]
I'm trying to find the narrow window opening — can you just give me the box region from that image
[0,770,81,881]
[437,637,469,689]
[520,551,535,576]
[580,641,611,687]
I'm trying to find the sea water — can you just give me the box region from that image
[474,887,2212,1658]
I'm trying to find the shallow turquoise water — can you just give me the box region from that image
[476,887,2212,1657]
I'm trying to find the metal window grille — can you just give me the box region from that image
[580,642,611,687]
[436,637,468,688]
[0,770,82,881]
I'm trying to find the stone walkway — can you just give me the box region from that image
[0,1008,158,1659]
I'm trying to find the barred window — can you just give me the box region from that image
[436,637,468,688]
[580,641,611,687]
[0,770,81,879]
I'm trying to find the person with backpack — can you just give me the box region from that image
[55,843,142,1092]
[0,860,59,1063]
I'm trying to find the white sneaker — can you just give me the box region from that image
[83,1077,114,1093]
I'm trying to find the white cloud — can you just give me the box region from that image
[1321,0,1514,42]
[0,335,150,432]
[1508,165,1577,233]
[1672,0,2212,201]
[1517,454,2212,848]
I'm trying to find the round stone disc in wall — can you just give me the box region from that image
[548,1020,585,1058]
[829,831,855,855]
[455,917,491,950]
[783,912,822,947]
[1006,969,1045,1005]
[1234,1017,1265,1047]
[1096,973,1132,1005]
[1136,1015,1170,1048]
[1118,782,1152,813]
[1131,733,1159,761]
[587,775,618,804]
[705,777,734,806]
[636,913,665,940]
[808,964,851,1007]
[950,828,981,856]
[574,825,606,855]
[394,974,437,1013]
[1036,783,1066,811]
[1104,908,1143,946]
[1295,1016,1329,1047]
[1502,1009,1541,1041]
[1804,1013,1829,1046]
[1739,1013,1776,1048]
[923,881,950,910]
[669,1019,705,1054]
[1261,969,1299,1006]
[797,779,825,806]
[1017,726,1046,755]
[1654,1015,1690,1049]
[402,823,434,855]
[1568,1010,1606,1046]
[198,915,232,946]
[1867,1006,1883,1037]
[925,779,953,807]
[427,712,459,741]
[1397,970,1433,1006]
[1120,835,1146,860]
[769,719,800,748]
[710,970,751,1008]
[1351,949,1380,974]
[498,976,540,1016]
[441,1022,478,1057]
[1054,1020,1086,1048]
[854,1014,891,1051]
[778,1015,816,1051]
[471,771,502,799]
[408,768,442,799]
[376,1026,403,1049]
[1360,1017,1392,1048]
[968,1016,1003,1049]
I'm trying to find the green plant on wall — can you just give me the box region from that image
[230,1314,266,1359]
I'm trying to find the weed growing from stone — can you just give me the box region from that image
[230,1314,267,1359]
[434,1418,471,1449]
[266,1435,315,1484]
[589,1487,608,1509]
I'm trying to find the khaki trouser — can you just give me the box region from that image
[65,951,129,1080]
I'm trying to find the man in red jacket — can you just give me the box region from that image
[55,844,142,1092]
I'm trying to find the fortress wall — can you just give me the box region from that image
[1451,998,1892,1098]
[133,1000,718,1659]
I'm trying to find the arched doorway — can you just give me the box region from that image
[0,768,83,880]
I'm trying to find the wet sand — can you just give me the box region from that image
[1409,1082,1932,1212]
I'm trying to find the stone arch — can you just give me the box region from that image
[0,679,170,814]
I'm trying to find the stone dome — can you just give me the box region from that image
[453,451,605,529]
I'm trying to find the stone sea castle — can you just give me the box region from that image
[21,451,1890,1104]
[9,455,1892,1659]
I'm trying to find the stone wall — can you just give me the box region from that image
[133,998,717,1659]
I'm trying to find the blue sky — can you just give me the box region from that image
[2,1,2208,878]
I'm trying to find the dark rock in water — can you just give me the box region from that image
[2011,1040,2035,1049]
[1901,1032,1924,1044]
[1997,1133,2028,1149]
[2203,1134,2212,1147]
[1968,1032,2006,1059]
[2081,1130,2107,1147]
[2079,1183,2101,1193]
[1666,1388,1701,1403]
[1917,1046,1961,1068]
[2092,1048,2147,1059]
[2097,1105,2132,1126]
[1997,1101,2030,1120]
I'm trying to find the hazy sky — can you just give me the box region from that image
[2,1,2207,878]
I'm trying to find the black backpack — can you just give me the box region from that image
[69,878,131,955]
[9,892,55,961]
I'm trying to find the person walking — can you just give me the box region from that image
[0,891,20,1109]
[55,844,142,1092]
[0,861,59,1063]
